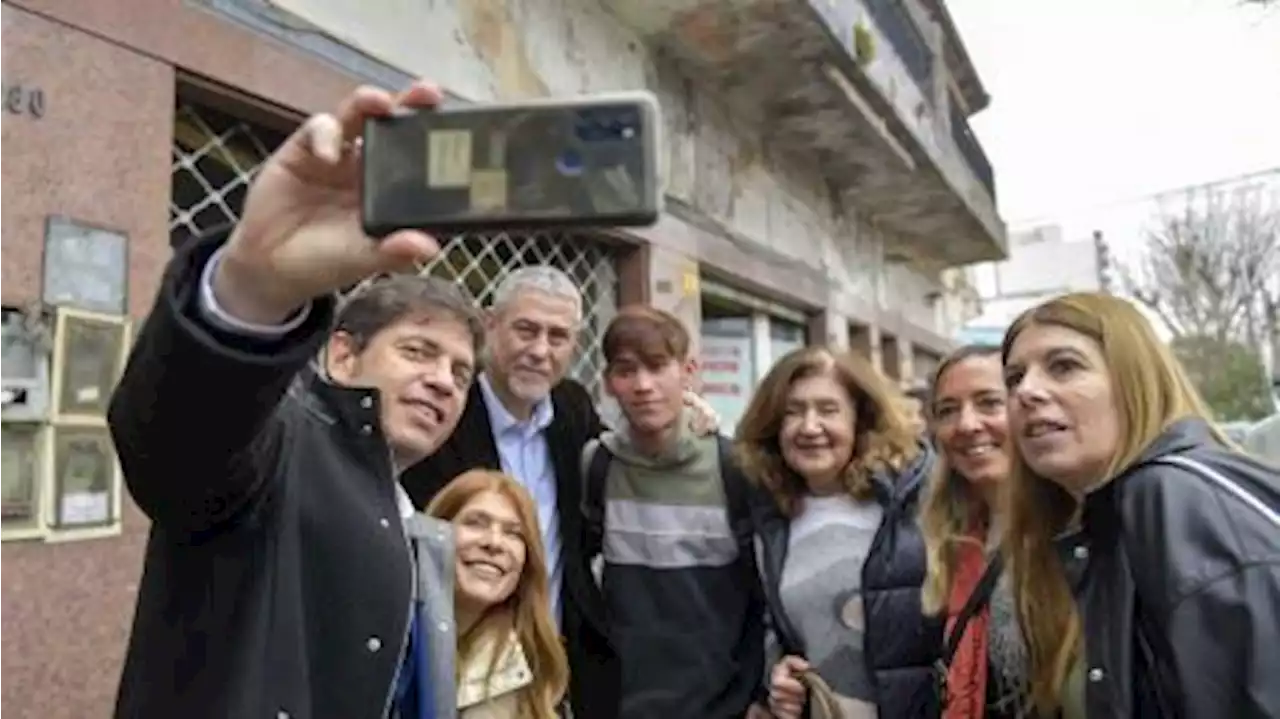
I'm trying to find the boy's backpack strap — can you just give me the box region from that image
[580,438,614,558]
[716,435,754,551]
[717,434,768,695]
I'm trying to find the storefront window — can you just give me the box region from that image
[701,287,810,432]
[768,319,806,368]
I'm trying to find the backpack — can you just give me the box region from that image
[580,435,757,576]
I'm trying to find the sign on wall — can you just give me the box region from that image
[42,217,129,316]
[700,317,755,433]
[2,81,47,119]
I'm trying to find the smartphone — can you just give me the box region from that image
[361,91,663,237]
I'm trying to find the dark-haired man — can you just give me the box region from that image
[109,80,470,719]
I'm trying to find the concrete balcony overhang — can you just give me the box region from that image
[919,0,990,114]
[601,0,1008,266]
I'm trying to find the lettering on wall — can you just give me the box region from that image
[2,81,47,119]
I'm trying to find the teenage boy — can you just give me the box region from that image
[580,306,766,719]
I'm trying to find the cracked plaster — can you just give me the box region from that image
[267,0,997,345]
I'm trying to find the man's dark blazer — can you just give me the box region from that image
[400,377,618,718]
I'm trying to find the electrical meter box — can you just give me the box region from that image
[48,307,131,423]
[1,308,50,422]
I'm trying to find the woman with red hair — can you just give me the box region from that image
[427,470,570,719]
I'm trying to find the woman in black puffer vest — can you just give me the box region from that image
[735,346,943,719]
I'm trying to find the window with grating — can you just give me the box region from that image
[170,99,288,247]
[167,98,620,400]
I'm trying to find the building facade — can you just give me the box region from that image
[0,0,1004,715]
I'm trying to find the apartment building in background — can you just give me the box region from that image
[0,0,1005,713]
[959,222,1108,345]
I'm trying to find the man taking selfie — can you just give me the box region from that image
[109,80,469,719]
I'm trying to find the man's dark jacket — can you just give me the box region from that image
[1065,418,1280,718]
[400,379,619,718]
[109,238,449,718]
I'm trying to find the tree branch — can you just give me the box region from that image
[1121,183,1279,345]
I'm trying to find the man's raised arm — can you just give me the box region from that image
[108,81,447,533]
[107,236,335,532]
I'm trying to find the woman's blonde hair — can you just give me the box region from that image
[426,470,569,719]
[918,344,1005,616]
[1000,293,1224,714]
[734,347,919,516]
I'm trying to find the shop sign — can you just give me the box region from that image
[701,317,756,433]
[2,81,47,119]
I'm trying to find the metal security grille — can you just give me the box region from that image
[170,100,288,246]
[167,98,619,399]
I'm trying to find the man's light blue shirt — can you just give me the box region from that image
[478,373,562,625]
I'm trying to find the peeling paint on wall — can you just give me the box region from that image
[459,0,550,98]
[262,0,959,336]
[672,6,737,64]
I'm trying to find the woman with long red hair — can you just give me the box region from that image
[427,470,569,719]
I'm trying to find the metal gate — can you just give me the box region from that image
[168,98,619,399]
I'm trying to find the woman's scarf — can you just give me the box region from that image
[943,537,992,719]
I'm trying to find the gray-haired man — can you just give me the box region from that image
[402,265,719,718]
[403,265,615,716]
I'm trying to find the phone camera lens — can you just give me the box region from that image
[556,148,585,176]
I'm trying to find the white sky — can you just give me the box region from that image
[948,0,1280,228]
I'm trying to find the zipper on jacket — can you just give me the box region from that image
[758,517,803,653]
[379,445,417,719]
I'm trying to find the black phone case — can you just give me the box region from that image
[361,93,662,237]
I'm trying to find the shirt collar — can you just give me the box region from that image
[478,373,555,434]
[395,483,415,519]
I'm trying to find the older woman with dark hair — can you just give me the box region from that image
[735,347,942,719]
